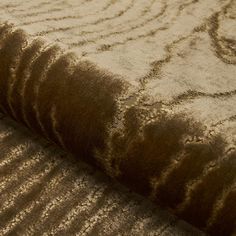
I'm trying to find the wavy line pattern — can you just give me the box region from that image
[17,0,114,26]
[0,0,235,235]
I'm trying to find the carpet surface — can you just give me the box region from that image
[0,114,202,236]
[0,0,235,235]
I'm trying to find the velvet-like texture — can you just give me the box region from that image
[0,0,235,235]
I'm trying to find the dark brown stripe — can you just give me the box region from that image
[10,39,44,122]
[207,188,236,236]
[0,27,27,115]
[178,151,236,229]
[154,136,225,208]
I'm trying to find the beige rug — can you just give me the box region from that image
[0,0,235,235]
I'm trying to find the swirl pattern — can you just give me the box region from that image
[0,0,235,235]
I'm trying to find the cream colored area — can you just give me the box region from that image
[146,33,236,97]
[0,0,232,79]
[146,32,236,125]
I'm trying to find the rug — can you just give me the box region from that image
[0,114,202,235]
[0,0,235,235]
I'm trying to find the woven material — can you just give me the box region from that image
[0,115,202,235]
[0,0,235,235]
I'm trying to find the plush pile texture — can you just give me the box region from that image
[0,0,235,235]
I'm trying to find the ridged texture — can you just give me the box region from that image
[0,115,202,236]
[0,0,235,235]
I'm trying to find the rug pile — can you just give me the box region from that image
[0,0,235,235]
